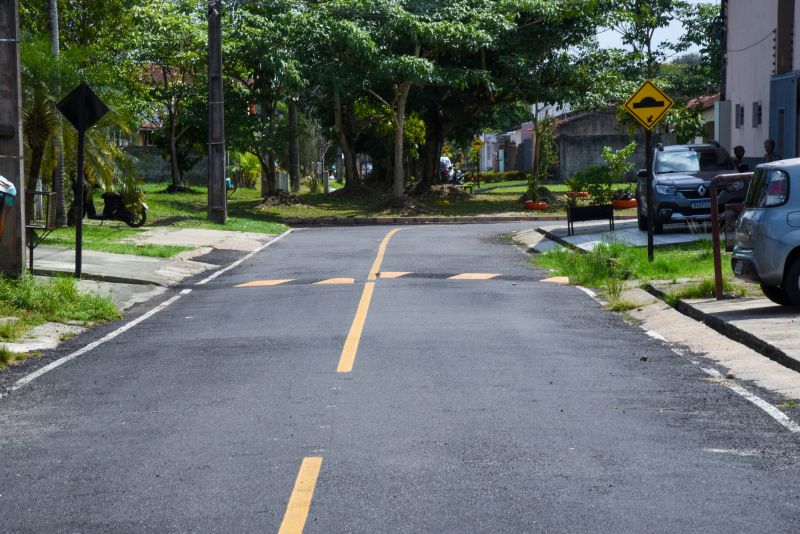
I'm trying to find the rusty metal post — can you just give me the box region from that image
[710,183,724,299]
[710,172,753,300]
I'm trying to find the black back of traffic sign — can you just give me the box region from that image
[57,82,109,133]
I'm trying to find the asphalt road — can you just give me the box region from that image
[2,223,800,533]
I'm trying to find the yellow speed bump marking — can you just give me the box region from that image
[314,278,355,285]
[378,272,411,279]
[541,276,570,284]
[235,279,294,288]
[277,457,323,534]
[448,273,499,280]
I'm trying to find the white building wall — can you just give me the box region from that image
[725,0,777,158]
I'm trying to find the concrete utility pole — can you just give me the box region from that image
[207,0,227,224]
[0,0,26,275]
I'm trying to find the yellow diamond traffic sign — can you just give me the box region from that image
[624,80,674,131]
[472,138,485,150]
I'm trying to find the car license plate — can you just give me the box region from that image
[691,200,711,209]
[733,261,743,275]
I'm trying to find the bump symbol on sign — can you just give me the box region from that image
[624,80,674,131]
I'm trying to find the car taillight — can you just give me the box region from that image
[764,173,788,207]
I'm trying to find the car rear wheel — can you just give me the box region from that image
[784,258,800,306]
[760,283,792,306]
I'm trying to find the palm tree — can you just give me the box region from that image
[49,0,67,227]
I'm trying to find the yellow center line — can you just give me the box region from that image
[448,273,500,280]
[277,457,323,534]
[337,282,375,373]
[338,228,402,373]
[368,228,402,280]
[236,279,294,287]
[315,278,355,285]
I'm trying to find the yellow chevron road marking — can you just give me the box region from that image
[377,272,411,279]
[541,276,570,284]
[448,273,500,280]
[235,279,294,287]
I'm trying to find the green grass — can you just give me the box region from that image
[0,275,121,342]
[533,240,730,288]
[144,183,288,233]
[44,224,193,258]
[662,278,745,306]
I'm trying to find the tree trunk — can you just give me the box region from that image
[333,88,357,187]
[288,101,300,193]
[49,0,66,226]
[392,82,412,201]
[259,153,269,198]
[266,152,278,196]
[167,106,183,189]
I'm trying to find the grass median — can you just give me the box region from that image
[0,275,121,367]
[533,239,750,309]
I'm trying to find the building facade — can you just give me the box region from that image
[721,0,800,165]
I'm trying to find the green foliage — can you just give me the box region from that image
[228,152,262,189]
[667,104,706,144]
[476,171,528,184]
[571,142,637,205]
[0,275,121,340]
[534,239,730,288]
[663,278,744,306]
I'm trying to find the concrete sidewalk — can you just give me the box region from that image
[670,295,800,371]
[32,228,276,287]
[537,220,711,252]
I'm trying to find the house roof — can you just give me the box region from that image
[687,93,720,111]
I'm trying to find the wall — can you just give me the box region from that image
[126,146,209,185]
[725,0,778,157]
[0,0,26,274]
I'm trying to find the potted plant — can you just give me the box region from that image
[612,187,638,210]
[566,166,614,236]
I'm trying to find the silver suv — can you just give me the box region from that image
[637,144,745,233]
[732,161,800,306]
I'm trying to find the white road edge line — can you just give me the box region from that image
[702,367,800,433]
[5,291,190,397]
[195,228,296,286]
[648,327,800,434]
[577,286,598,299]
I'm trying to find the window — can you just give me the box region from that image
[752,101,763,127]
[735,104,745,128]
[655,149,736,173]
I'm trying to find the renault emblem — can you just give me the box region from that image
[697,185,707,196]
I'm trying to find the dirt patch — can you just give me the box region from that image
[384,196,435,216]
[421,185,472,201]
[260,191,305,207]
[329,184,380,200]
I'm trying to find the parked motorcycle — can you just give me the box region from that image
[84,188,148,228]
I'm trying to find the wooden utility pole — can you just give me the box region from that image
[207,0,227,224]
[0,0,26,275]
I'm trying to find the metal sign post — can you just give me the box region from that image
[56,82,109,278]
[624,80,675,262]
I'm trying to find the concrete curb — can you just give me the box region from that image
[281,215,639,227]
[32,269,161,287]
[644,283,800,372]
[534,228,586,253]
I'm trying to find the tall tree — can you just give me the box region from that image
[224,1,305,198]
[129,0,206,191]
